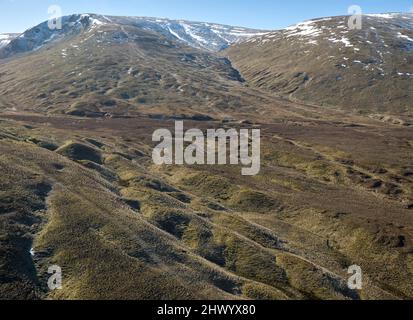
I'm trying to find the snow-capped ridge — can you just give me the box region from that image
[0,13,267,57]
[0,14,103,58]
[0,33,19,49]
[243,12,413,49]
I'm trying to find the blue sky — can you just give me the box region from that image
[1,0,412,33]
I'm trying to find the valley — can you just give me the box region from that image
[0,13,412,300]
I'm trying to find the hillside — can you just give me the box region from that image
[0,13,413,300]
[0,14,272,119]
[0,14,265,58]
[225,14,413,119]
[0,33,18,48]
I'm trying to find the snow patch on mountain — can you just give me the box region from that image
[167,26,187,43]
[81,14,106,32]
[243,13,413,51]
[0,33,18,48]
[285,20,324,38]
[0,15,99,58]
[131,17,267,51]
[397,32,413,42]
[236,13,413,81]
[0,14,267,56]
[328,36,353,47]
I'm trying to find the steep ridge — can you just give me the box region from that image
[0,14,266,58]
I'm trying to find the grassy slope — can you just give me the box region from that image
[224,15,413,119]
[0,111,412,300]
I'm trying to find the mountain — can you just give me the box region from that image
[112,15,268,51]
[225,13,413,118]
[1,13,413,301]
[0,14,266,59]
[0,14,274,119]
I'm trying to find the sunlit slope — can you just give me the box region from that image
[225,14,413,118]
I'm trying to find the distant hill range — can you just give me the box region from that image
[0,13,411,119]
[0,14,266,57]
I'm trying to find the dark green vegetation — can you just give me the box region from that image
[0,13,412,300]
